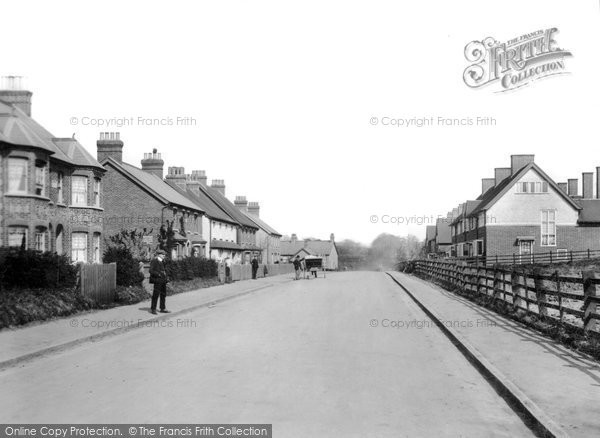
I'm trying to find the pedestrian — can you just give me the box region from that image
[251,256,259,280]
[149,249,170,315]
[293,256,301,280]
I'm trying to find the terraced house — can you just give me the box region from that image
[449,155,600,262]
[0,82,105,262]
[98,137,206,259]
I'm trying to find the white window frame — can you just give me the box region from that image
[8,157,28,194]
[72,232,88,263]
[35,229,46,252]
[71,176,88,206]
[93,233,101,263]
[93,178,100,207]
[541,210,557,247]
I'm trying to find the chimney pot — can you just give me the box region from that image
[97,131,124,163]
[0,76,32,116]
[211,179,226,195]
[141,148,165,179]
[247,201,260,217]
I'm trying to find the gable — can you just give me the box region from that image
[487,167,579,225]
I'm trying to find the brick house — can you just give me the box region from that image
[98,135,206,259]
[164,168,260,264]
[280,234,339,270]
[450,155,600,261]
[1,84,105,262]
[233,197,282,264]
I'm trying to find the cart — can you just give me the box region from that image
[302,255,326,279]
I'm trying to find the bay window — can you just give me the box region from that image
[8,158,28,193]
[8,227,27,247]
[71,232,88,262]
[72,176,88,206]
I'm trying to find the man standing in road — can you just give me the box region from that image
[149,250,170,315]
[293,256,301,280]
[251,256,259,280]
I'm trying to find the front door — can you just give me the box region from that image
[519,241,533,264]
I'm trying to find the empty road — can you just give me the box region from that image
[0,272,534,437]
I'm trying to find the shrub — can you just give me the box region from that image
[0,248,77,290]
[103,246,144,286]
[164,257,218,282]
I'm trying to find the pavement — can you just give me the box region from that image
[1,272,534,437]
[388,271,600,438]
[0,274,293,370]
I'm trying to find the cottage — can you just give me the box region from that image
[280,234,339,270]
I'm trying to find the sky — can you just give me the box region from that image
[3,0,599,244]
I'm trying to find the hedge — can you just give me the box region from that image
[0,248,77,290]
[164,257,218,282]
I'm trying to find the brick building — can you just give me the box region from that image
[1,82,105,262]
[98,136,206,259]
[234,197,282,264]
[449,155,600,261]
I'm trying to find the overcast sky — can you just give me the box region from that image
[3,1,599,244]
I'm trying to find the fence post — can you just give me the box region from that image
[533,268,547,319]
[555,270,563,325]
[549,251,552,264]
[582,270,600,333]
[511,270,525,311]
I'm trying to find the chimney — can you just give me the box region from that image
[557,182,568,194]
[190,170,207,186]
[140,148,164,179]
[211,179,225,196]
[97,132,124,163]
[511,154,535,175]
[597,167,600,199]
[330,233,335,242]
[481,178,495,195]
[582,172,594,199]
[494,168,511,186]
[234,196,248,212]
[186,175,200,193]
[247,201,260,217]
[0,76,32,117]
[291,234,297,243]
[165,166,187,189]
[568,178,578,197]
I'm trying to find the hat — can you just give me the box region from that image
[156,250,166,256]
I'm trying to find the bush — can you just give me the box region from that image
[103,246,144,286]
[164,257,218,282]
[0,248,77,290]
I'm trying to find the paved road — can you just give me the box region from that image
[0,272,533,437]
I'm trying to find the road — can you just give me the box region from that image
[0,272,534,437]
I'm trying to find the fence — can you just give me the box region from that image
[413,260,600,336]
[439,249,600,267]
[230,263,295,281]
[80,263,117,303]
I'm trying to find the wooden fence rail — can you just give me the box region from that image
[413,260,600,335]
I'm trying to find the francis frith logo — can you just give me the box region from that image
[463,28,572,92]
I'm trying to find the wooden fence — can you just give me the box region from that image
[440,249,600,267]
[230,263,295,282]
[80,263,117,303]
[413,260,600,336]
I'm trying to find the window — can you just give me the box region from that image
[72,176,88,206]
[475,240,484,256]
[56,225,64,255]
[93,233,101,263]
[35,161,46,196]
[8,227,27,247]
[72,233,88,263]
[517,181,549,193]
[541,210,557,246]
[34,228,46,252]
[8,158,28,193]
[57,172,64,203]
[93,178,100,207]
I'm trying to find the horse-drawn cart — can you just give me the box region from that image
[302,255,326,279]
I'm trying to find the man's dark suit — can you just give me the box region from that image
[149,257,168,311]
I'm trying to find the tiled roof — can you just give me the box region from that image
[425,225,436,241]
[210,239,243,250]
[243,212,282,236]
[0,99,103,169]
[198,185,258,230]
[164,180,237,224]
[281,239,335,256]
[104,158,204,211]
[52,138,105,170]
[576,199,600,223]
